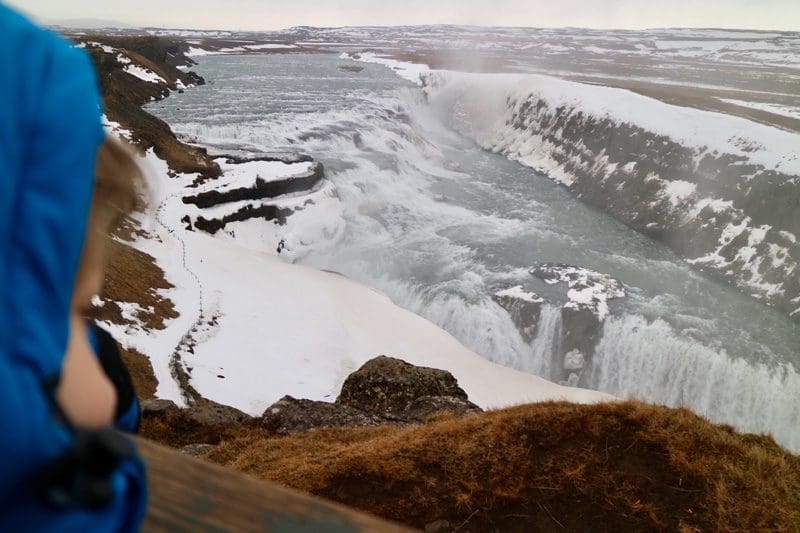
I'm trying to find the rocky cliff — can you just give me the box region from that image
[427,72,800,323]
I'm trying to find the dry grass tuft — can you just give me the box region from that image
[193,401,799,532]
[93,236,178,331]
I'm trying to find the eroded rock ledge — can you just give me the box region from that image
[493,264,626,387]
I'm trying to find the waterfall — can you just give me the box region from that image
[526,304,562,378]
[589,314,800,452]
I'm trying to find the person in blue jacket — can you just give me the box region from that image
[0,4,146,530]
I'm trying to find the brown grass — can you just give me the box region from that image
[141,409,259,449]
[186,401,800,532]
[85,37,220,179]
[120,346,157,400]
[93,236,178,331]
[87,232,176,400]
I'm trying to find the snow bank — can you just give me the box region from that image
[123,63,167,84]
[245,43,298,50]
[340,52,431,86]
[181,232,613,415]
[197,158,316,194]
[186,43,298,57]
[531,264,625,321]
[494,286,543,304]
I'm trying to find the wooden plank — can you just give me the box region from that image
[135,437,415,532]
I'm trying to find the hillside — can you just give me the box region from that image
[141,398,800,532]
[77,34,220,178]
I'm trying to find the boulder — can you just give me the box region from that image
[563,349,586,371]
[492,286,543,342]
[180,443,214,457]
[403,395,482,424]
[337,356,470,418]
[261,396,385,433]
[141,398,250,426]
[141,398,180,417]
[184,402,252,426]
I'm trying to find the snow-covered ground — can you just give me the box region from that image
[187,43,298,57]
[719,98,800,121]
[531,264,626,321]
[339,52,430,86]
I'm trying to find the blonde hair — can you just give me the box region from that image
[74,136,146,309]
[93,136,146,232]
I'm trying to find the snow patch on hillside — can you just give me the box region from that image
[123,64,167,84]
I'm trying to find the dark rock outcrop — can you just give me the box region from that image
[184,402,251,426]
[194,203,295,234]
[144,358,482,435]
[261,396,385,433]
[141,397,251,426]
[519,264,626,386]
[258,357,482,433]
[79,35,220,179]
[336,356,473,418]
[492,286,543,343]
[223,153,314,165]
[558,307,600,386]
[141,398,180,416]
[402,395,481,423]
[183,162,325,209]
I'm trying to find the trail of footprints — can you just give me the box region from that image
[155,192,216,405]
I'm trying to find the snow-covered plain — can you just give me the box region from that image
[720,98,800,121]
[187,43,298,57]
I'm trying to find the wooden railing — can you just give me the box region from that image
[136,438,414,532]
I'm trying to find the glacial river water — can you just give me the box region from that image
[148,53,800,451]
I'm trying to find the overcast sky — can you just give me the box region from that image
[7,0,800,32]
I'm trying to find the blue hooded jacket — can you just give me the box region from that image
[0,5,146,530]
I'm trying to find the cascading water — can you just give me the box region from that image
[148,53,800,452]
[590,314,800,451]
[526,305,561,377]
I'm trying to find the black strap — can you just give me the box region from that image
[90,322,138,423]
[35,429,135,509]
